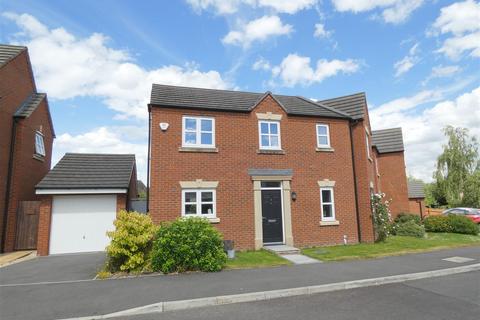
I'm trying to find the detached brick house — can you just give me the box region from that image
[0,44,55,253]
[148,84,409,249]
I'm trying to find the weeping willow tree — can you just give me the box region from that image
[433,126,479,207]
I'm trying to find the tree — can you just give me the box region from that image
[433,126,479,207]
[462,170,480,207]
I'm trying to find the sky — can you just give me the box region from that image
[1,0,479,183]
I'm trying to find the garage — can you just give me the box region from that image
[35,153,138,255]
[49,195,117,254]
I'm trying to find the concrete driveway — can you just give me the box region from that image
[0,252,106,285]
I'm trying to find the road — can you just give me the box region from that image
[115,271,480,320]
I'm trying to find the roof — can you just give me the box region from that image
[371,127,404,154]
[150,84,350,119]
[14,93,46,118]
[0,44,26,68]
[318,92,367,120]
[36,153,136,190]
[408,181,425,198]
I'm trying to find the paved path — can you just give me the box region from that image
[112,271,480,320]
[0,246,479,320]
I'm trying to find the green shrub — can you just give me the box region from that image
[394,213,421,225]
[151,217,227,273]
[106,211,157,272]
[395,220,426,238]
[424,215,478,235]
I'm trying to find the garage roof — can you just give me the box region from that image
[36,153,136,190]
[408,181,425,199]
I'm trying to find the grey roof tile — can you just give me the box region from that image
[150,84,350,119]
[319,92,367,120]
[36,153,136,189]
[408,181,425,198]
[372,127,404,153]
[0,44,26,67]
[14,93,46,118]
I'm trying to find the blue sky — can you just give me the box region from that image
[1,0,479,182]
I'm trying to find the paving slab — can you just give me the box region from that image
[281,254,319,264]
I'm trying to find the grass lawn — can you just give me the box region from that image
[226,249,292,269]
[302,233,480,262]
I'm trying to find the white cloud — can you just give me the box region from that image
[370,86,480,181]
[422,65,461,85]
[270,53,360,87]
[222,15,293,48]
[53,126,149,182]
[3,12,230,120]
[313,23,332,38]
[430,0,480,59]
[331,0,425,24]
[393,43,420,77]
[252,57,271,70]
[186,0,316,14]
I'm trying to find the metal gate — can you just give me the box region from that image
[14,201,40,250]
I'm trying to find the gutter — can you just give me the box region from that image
[146,104,152,213]
[349,120,362,243]
[1,118,18,252]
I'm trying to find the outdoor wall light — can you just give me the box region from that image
[291,192,297,201]
[159,122,169,131]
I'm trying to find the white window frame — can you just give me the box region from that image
[258,120,281,150]
[316,124,330,148]
[182,116,215,148]
[181,189,216,218]
[320,187,336,222]
[35,131,46,156]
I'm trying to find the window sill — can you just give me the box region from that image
[316,147,334,153]
[319,220,340,226]
[179,147,218,153]
[208,217,220,224]
[257,149,286,155]
[368,157,373,162]
[33,154,45,162]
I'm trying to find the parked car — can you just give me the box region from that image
[442,208,480,224]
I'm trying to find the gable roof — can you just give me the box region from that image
[36,153,136,190]
[0,44,26,68]
[408,181,425,198]
[318,92,367,120]
[150,84,350,119]
[372,127,404,154]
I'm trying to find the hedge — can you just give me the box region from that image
[424,215,478,235]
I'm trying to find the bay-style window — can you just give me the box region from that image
[182,116,215,148]
[259,120,281,150]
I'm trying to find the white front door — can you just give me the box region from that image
[49,195,117,254]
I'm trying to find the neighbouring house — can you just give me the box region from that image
[371,128,410,218]
[0,44,55,253]
[147,84,411,250]
[407,181,426,218]
[35,153,137,255]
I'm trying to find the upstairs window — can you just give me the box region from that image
[182,189,216,218]
[320,187,335,221]
[316,124,330,148]
[182,116,215,148]
[259,120,281,150]
[35,132,45,156]
[365,132,371,159]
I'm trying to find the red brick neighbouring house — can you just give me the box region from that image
[147,84,410,249]
[407,181,426,218]
[0,44,55,253]
[35,153,137,255]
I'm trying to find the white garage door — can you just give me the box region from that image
[50,195,117,254]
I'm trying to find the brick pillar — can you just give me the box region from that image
[37,195,52,256]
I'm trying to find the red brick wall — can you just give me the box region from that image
[36,195,52,256]
[117,194,127,213]
[377,152,410,218]
[0,49,54,252]
[149,95,366,249]
[408,198,426,218]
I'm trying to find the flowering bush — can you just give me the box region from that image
[371,193,392,242]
